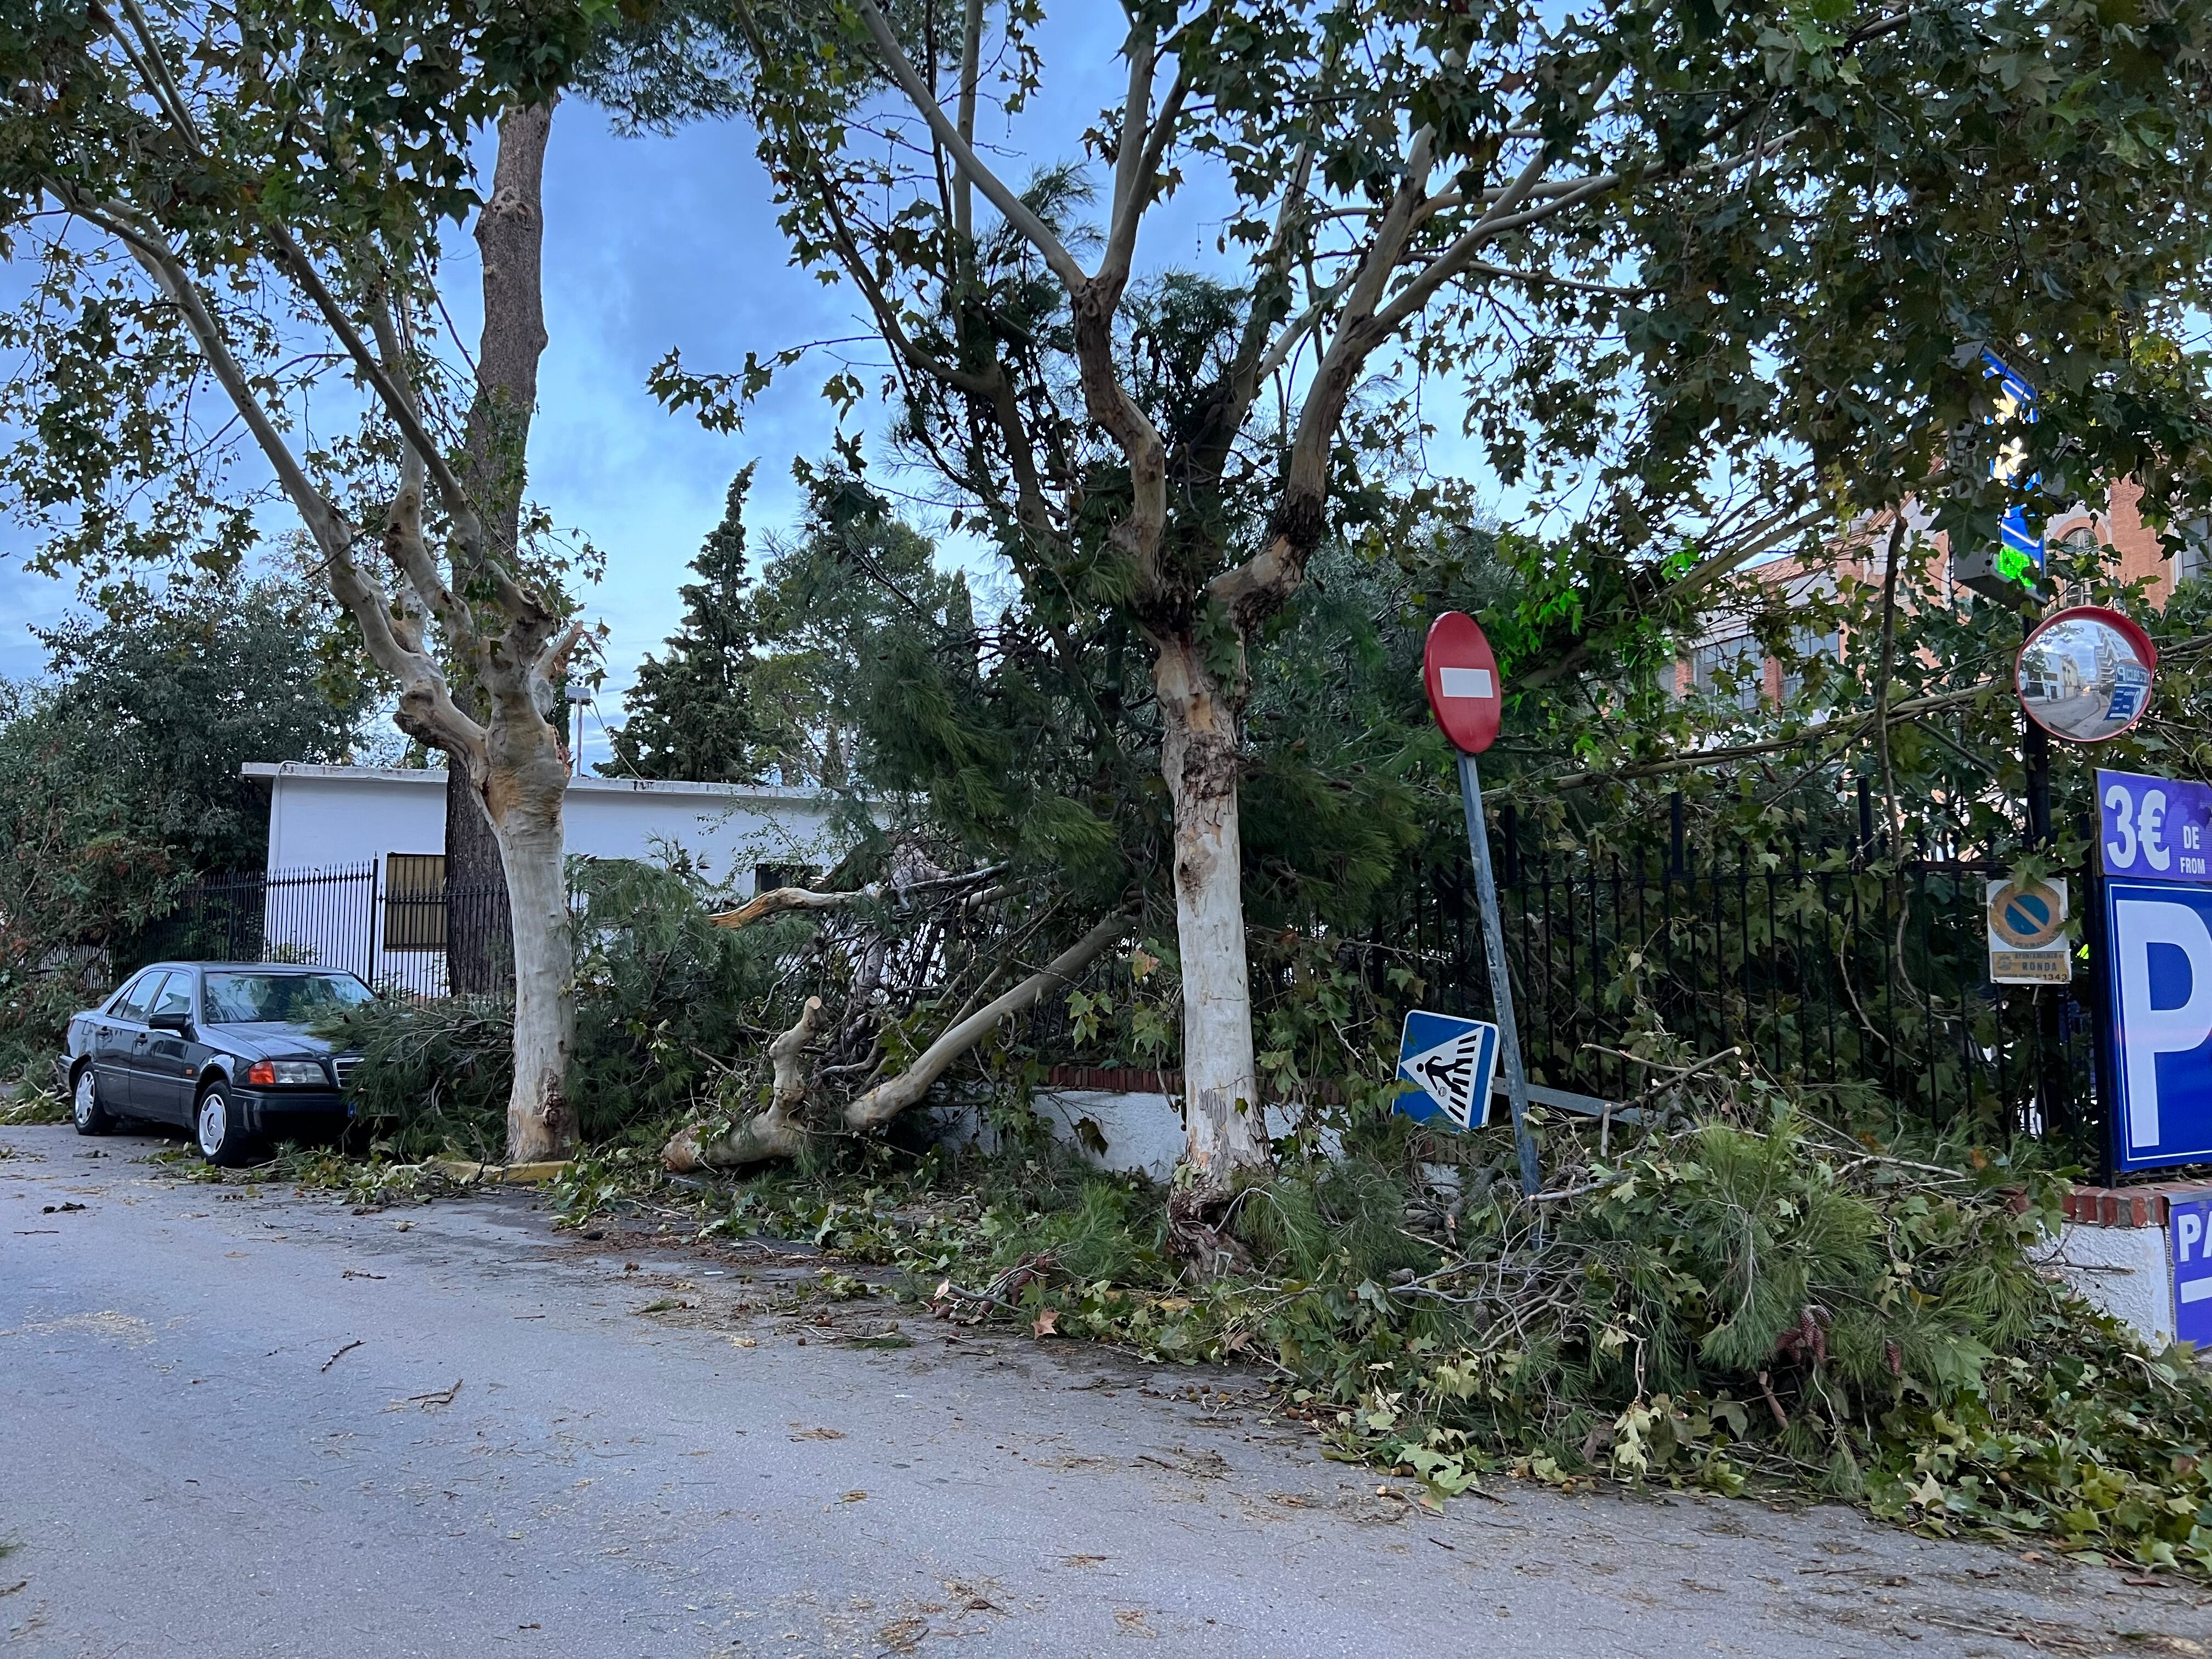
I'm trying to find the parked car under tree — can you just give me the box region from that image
[60,963,370,1165]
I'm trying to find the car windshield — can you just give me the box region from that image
[202,972,373,1024]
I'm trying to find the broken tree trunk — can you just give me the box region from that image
[843,912,1129,1130]
[664,913,1127,1171]
[663,996,823,1171]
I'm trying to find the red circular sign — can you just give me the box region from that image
[1423,612,1502,754]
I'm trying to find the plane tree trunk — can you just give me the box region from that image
[447,98,557,998]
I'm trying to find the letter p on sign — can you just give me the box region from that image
[2106,881,2212,1169]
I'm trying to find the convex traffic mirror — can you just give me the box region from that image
[2015,605,2158,744]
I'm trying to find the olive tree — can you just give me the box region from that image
[0,0,601,1160]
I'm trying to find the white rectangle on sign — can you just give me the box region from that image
[2182,1278,2212,1306]
[1440,667,1494,700]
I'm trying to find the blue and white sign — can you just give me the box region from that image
[2104,878,2212,1172]
[1396,1010,1500,1130]
[2172,1197,2212,1348]
[1988,350,2044,583]
[2100,769,2212,885]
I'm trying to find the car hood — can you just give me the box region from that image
[199,1023,345,1060]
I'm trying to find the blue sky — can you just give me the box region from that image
[0,12,1493,770]
[0,13,1188,769]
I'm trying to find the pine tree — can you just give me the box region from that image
[610,465,763,781]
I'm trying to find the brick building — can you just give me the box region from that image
[1675,482,2208,706]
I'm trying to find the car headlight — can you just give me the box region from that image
[246,1059,326,1086]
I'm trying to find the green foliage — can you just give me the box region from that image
[319,855,804,1156]
[33,571,377,870]
[566,856,798,1131]
[673,1106,2212,1571]
[313,995,515,1161]
[0,1082,69,1125]
[0,571,372,1073]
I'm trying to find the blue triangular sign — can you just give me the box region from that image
[1396,1010,1499,1130]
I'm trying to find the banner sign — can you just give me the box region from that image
[2100,769,2212,884]
[2104,877,2212,1172]
[1986,876,2070,984]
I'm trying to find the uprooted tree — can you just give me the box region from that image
[0,0,601,1160]
[606,0,2212,1238]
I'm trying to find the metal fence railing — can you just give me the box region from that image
[1026,811,2098,1155]
[1402,836,2094,1150]
[142,821,2100,1153]
[133,866,533,1000]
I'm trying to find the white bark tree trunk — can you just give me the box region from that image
[482,696,575,1163]
[1154,639,1268,1183]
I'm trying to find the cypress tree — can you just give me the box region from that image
[611,465,763,781]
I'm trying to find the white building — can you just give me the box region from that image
[240,763,844,991]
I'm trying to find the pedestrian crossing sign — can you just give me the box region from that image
[1395,1010,1500,1130]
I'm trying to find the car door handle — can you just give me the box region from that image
[132,1035,148,1050]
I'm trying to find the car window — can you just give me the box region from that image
[202,972,373,1023]
[110,971,167,1021]
[148,975,194,1022]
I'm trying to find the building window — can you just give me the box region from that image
[383,853,447,951]
[1689,636,1764,712]
[1780,628,1841,704]
[2056,526,2098,608]
[2182,520,2210,589]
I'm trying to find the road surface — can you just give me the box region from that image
[4,1123,2209,1657]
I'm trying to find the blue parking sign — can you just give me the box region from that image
[2173,1198,2212,1348]
[2105,878,2212,1172]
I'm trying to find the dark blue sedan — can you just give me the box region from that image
[60,962,370,1165]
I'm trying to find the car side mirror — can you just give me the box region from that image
[147,1011,193,1034]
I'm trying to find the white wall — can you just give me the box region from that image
[248,763,842,889]
[242,764,845,990]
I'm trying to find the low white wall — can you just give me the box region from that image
[2040,1223,2175,1348]
[935,1088,1205,1181]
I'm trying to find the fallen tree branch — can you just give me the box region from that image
[711,885,884,930]
[709,863,1012,930]
[663,996,823,1171]
[843,913,1130,1131]
[1539,628,2212,797]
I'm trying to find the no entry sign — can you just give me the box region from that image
[1424,612,1502,755]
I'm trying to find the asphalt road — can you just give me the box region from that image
[5,1123,2210,1659]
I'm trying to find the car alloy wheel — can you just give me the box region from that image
[195,1087,251,1167]
[73,1069,115,1136]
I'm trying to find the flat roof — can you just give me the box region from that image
[241,761,834,805]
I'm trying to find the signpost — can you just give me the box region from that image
[1421,613,1541,1197]
[2099,769,2212,1174]
[1956,349,2047,603]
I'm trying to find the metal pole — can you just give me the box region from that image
[1458,750,1541,1197]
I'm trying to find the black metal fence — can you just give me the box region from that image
[1398,828,2095,1151]
[132,865,523,999]
[1026,807,2098,1154]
